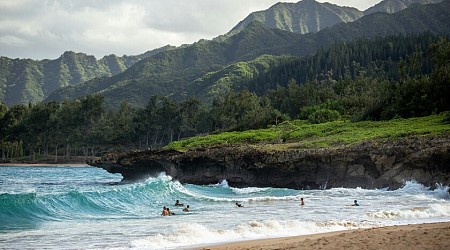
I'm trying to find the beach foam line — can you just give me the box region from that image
[195,221,450,250]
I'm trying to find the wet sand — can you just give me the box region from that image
[198,222,450,250]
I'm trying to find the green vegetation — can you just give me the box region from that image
[0,46,175,106]
[166,113,450,151]
[45,1,450,108]
[230,0,363,35]
[1,32,449,161]
[1,1,450,161]
[188,55,295,103]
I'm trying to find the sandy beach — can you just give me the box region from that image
[198,222,450,250]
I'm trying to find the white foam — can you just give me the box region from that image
[431,184,450,200]
[397,180,431,193]
[368,203,450,219]
[130,219,368,250]
[231,187,270,195]
[208,179,230,188]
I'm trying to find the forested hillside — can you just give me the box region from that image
[226,0,441,37]
[1,1,450,162]
[44,1,450,108]
[1,0,444,108]
[0,45,174,106]
[1,32,449,162]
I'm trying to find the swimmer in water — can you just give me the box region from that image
[300,197,305,206]
[161,206,169,216]
[352,200,360,206]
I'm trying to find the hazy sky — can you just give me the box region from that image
[0,0,381,60]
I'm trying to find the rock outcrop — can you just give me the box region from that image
[88,134,450,190]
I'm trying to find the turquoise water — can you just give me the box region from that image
[1,166,449,249]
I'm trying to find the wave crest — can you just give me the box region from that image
[368,204,450,219]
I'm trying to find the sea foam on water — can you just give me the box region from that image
[0,167,449,249]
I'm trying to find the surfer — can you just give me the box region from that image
[175,200,184,206]
[183,205,190,212]
[300,197,305,206]
[161,206,169,216]
[352,200,360,206]
[235,202,243,207]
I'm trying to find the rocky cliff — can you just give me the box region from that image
[89,134,450,190]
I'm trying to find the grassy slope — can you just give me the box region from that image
[166,113,450,151]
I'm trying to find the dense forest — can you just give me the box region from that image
[0,33,449,162]
[0,46,175,106]
[43,1,450,108]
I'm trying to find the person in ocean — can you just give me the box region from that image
[352,200,360,206]
[235,202,243,207]
[167,208,175,215]
[161,206,169,216]
[183,205,190,212]
[175,200,184,206]
[300,197,305,206]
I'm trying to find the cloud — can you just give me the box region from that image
[0,0,381,59]
[0,35,30,47]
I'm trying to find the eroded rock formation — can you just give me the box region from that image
[88,135,450,190]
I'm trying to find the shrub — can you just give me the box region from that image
[308,109,341,124]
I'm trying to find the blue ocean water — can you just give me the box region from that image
[0,166,449,249]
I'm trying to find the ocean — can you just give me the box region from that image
[1,165,449,249]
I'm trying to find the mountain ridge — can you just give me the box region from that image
[1,0,448,107]
[0,45,175,106]
[45,0,450,108]
[364,0,442,15]
[229,0,363,36]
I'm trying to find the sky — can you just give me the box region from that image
[0,0,381,60]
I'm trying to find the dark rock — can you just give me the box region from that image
[88,134,450,189]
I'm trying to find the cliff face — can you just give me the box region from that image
[89,135,450,190]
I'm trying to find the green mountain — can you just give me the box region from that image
[44,1,450,108]
[2,0,444,108]
[187,55,296,103]
[44,23,305,107]
[224,0,442,39]
[0,45,175,106]
[229,0,363,35]
[364,0,442,15]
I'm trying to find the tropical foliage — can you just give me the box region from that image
[0,46,174,106]
[1,33,449,161]
[44,1,450,108]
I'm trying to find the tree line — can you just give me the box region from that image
[0,34,448,162]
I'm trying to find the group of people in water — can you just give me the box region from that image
[162,198,359,216]
[161,200,190,216]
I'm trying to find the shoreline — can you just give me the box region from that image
[196,222,450,250]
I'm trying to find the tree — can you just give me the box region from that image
[429,37,450,113]
[55,100,83,160]
[157,97,179,143]
[0,104,29,160]
[178,98,203,139]
[79,95,105,158]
